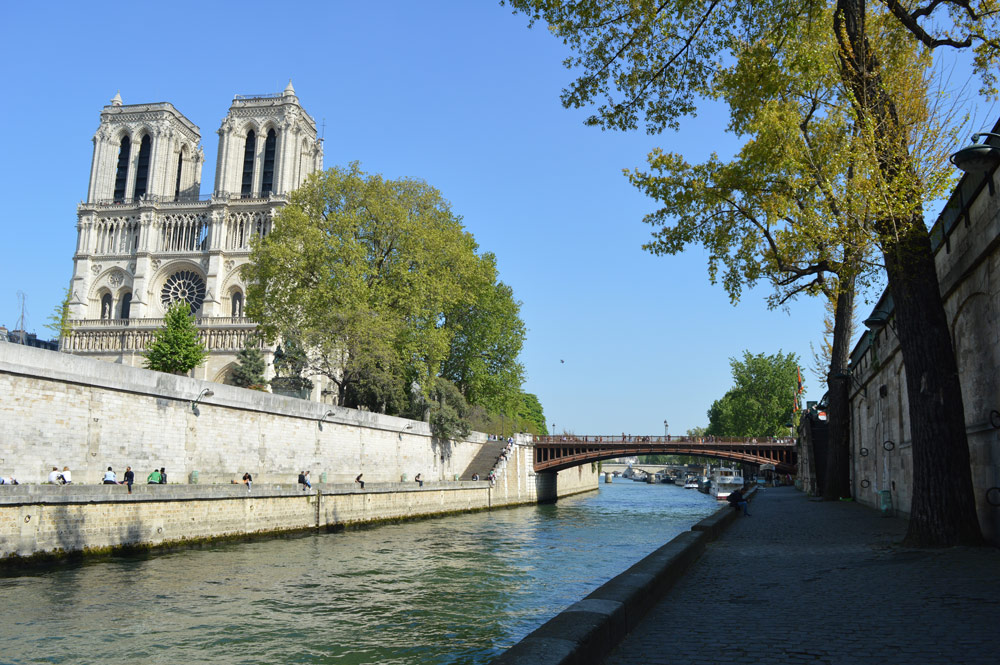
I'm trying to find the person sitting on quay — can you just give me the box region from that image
[158,467,166,484]
[355,473,364,489]
[0,475,19,485]
[48,467,65,484]
[299,471,312,491]
[103,467,118,485]
[414,473,423,488]
[147,468,162,484]
[123,466,135,494]
[471,473,480,481]
[242,472,252,493]
[61,466,72,484]
[727,488,750,516]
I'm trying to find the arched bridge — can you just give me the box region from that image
[532,435,797,473]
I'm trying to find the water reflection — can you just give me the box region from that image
[0,481,717,664]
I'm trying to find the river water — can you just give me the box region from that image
[0,480,719,665]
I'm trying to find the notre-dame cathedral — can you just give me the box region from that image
[64,83,323,389]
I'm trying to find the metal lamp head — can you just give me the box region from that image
[950,132,1000,196]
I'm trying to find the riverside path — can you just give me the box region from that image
[603,486,1000,665]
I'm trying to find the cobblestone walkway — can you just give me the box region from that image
[604,486,1000,665]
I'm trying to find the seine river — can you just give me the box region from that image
[0,480,718,664]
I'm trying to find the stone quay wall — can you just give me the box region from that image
[0,344,599,560]
[844,156,1000,542]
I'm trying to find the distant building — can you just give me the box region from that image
[0,326,59,351]
[63,83,323,388]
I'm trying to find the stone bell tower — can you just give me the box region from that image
[65,84,324,387]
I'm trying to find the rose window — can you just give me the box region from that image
[160,270,206,313]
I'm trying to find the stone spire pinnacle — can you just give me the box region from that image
[111,90,123,106]
[283,80,295,97]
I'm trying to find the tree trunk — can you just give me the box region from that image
[823,274,855,500]
[834,0,983,545]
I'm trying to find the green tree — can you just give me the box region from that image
[706,351,801,438]
[506,0,995,546]
[441,253,526,415]
[144,302,208,374]
[231,341,266,389]
[428,378,472,441]
[244,163,526,417]
[45,286,73,344]
[516,392,548,435]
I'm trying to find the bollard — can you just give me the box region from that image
[189,470,199,484]
[605,472,613,484]
[878,489,893,516]
[320,472,327,483]
[400,473,408,482]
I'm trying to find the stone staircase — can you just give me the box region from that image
[461,439,510,480]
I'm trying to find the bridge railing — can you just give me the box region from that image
[532,435,795,445]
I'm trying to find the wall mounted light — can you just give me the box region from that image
[191,388,214,413]
[950,132,1000,195]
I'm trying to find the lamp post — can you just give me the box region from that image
[663,420,668,437]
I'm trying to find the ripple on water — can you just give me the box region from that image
[0,481,718,665]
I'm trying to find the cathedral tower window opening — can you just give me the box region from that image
[174,148,185,199]
[119,292,132,320]
[261,129,277,196]
[241,129,256,197]
[160,270,206,313]
[132,135,151,200]
[113,136,131,202]
[224,211,271,250]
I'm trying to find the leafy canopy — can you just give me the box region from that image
[243,163,528,437]
[706,350,801,437]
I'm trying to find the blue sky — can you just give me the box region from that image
[3,1,973,435]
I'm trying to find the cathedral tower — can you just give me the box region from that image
[65,86,323,385]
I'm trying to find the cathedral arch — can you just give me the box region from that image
[99,291,114,320]
[260,128,277,196]
[215,363,239,385]
[241,129,257,197]
[118,291,132,320]
[113,135,131,202]
[132,133,152,200]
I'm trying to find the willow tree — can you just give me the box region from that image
[506,0,998,544]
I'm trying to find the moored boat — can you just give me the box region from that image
[711,467,744,500]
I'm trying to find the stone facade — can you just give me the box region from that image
[846,132,1000,543]
[65,83,323,387]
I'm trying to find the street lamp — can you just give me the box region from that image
[191,388,214,413]
[950,132,1000,195]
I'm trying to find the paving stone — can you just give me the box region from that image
[602,487,1000,665]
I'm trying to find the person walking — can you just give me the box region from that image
[123,466,135,494]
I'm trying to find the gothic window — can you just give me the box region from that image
[132,134,151,200]
[174,149,184,199]
[119,292,132,320]
[261,129,276,196]
[100,293,113,320]
[231,291,244,317]
[113,136,131,202]
[241,130,256,197]
[160,270,206,313]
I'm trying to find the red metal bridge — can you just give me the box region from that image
[531,435,797,473]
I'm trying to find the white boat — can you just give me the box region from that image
[711,467,744,500]
[683,476,699,489]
